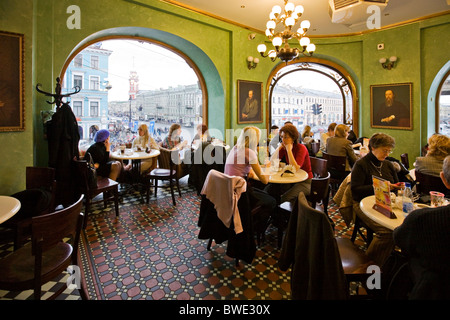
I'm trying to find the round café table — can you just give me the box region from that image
[0,196,21,224]
[110,149,160,200]
[359,195,430,230]
[260,166,309,184]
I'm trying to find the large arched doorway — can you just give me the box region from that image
[267,58,358,139]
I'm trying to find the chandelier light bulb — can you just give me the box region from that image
[306,43,316,53]
[265,29,273,37]
[247,56,254,62]
[257,44,267,53]
[300,20,311,31]
[379,57,387,64]
[272,37,283,48]
[285,16,295,27]
[269,12,276,20]
[389,56,397,62]
[272,5,282,15]
[285,2,295,13]
[253,58,259,64]
[299,37,310,47]
[268,50,277,59]
[295,5,304,15]
[266,20,276,30]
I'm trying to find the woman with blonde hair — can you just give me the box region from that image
[414,133,450,177]
[131,124,159,173]
[224,126,276,224]
[301,125,314,144]
[326,123,358,173]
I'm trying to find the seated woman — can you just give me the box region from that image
[301,125,315,144]
[414,133,450,177]
[131,124,159,174]
[264,124,313,204]
[320,122,337,153]
[351,132,403,266]
[160,123,188,150]
[326,124,358,176]
[224,126,277,228]
[86,129,122,181]
[192,123,211,144]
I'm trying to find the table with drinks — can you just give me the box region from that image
[110,146,160,200]
[359,191,447,231]
[259,159,309,184]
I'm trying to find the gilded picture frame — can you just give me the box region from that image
[0,31,25,132]
[370,83,412,130]
[237,80,263,124]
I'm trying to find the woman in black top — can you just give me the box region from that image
[351,133,403,266]
[86,129,122,181]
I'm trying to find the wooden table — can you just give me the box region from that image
[0,196,21,224]
[359,195,429,230]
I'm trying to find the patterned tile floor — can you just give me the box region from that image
[0,176,366,300]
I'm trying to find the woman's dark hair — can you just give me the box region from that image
[369,133,395,151]
[280,124,299,142]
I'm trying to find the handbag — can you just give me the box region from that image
[85,152,98,189]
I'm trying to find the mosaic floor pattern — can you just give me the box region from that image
[0,177,366,300]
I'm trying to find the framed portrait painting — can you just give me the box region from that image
[370,83,412,130]
[0,31,25,132]
[237,80,263,124]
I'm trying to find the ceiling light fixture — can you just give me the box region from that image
[257,1,316,64]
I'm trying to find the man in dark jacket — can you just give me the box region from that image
[393,155,450,299]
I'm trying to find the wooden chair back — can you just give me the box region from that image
[322,152,347,174]
[400,153,409,169]
[0,195,86,300]
[415,170,449,196]
[310,157,328,178]
[310,141,320,156]
[26,166,57,213]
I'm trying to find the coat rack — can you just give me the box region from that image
[36,77,80,108]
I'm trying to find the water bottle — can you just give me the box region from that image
[402,182,414,216]
[396,185,404,210]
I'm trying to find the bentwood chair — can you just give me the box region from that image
[3,167,57,250]
[74,159,119,229]
[322,152,348,197]
[146,147,181,206]
[0,195,88,300]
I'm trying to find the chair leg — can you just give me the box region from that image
[175,177,182,197]
[113,188,119,218]
[169,178,176,206]
[207,238,212,250]
[83,198,91,229]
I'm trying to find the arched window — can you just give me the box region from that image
[268,61,356,140]
[438,72,450,136]
[61,38,204,149]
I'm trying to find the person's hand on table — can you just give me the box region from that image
[390,182,405,190]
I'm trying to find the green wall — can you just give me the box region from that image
[0,0,449,195]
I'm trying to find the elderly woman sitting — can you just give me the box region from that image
[351,132,403,266]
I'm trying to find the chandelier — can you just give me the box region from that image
[257,1,316,64]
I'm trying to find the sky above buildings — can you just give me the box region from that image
[101,39,199,102]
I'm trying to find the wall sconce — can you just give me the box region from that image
[379,56,398,70]
[247,56,259,69]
